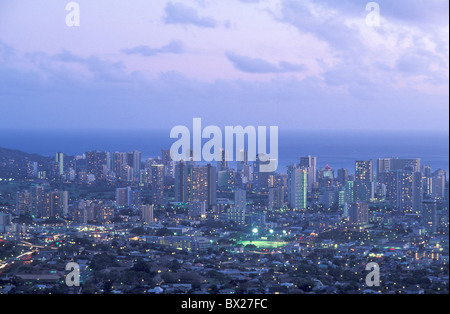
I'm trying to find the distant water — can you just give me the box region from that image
[0,129,448,174]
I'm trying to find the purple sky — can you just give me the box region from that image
[0,0,448,131]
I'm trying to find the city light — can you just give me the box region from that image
[0,0,447,299]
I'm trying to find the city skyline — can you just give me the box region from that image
[1,140,448,295]
[0,0,449,297]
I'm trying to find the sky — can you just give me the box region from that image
[0,0,448,131]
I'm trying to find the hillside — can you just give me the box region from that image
[0,147,51,179]
[0,147,50,163]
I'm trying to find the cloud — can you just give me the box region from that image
[1,56,448,131]
[35,50,129,83]
[345,0,447,26]
[277,1,362,53]
[237,0,261,3]
[121,40,184,57]
[164,2,218,28]
[275,0,449,94]
[0,1,447,132]
[297,0,449,26]
[53,49,85,63]
[0,41,448,132]
[225,52,306,74]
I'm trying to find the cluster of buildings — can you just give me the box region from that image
[0,146,448,294]
[5,149,449,236]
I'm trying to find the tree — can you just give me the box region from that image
[90,253,118,271]
[209,284,219,294]
[102,281,113,294]
[131,259,152,273]
[168,259,181,271]
[296,279,315,293]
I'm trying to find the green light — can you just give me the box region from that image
[269,229,274,234]
[252,228,258,234]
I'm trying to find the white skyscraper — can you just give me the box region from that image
[287,165,308,210]
[227,189,246,224]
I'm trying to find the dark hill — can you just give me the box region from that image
[0,147,50,163]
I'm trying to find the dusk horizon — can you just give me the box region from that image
[1,0,448,132]
[1,0,448,301]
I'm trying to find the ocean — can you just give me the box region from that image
[0,129,448,174]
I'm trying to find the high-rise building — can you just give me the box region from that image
[16,190,31,215]
[140,204,154,225]
[86,151,108,181]
[319,189,337,208]
[412,171,423,214]
[354,160,374,203]
[192,166,209,203]
[387,169,423,213]
[131,189,142,208]
[354,180,374,203]
[227,189,246,224]
[30,184,44,217]
[268,186,284,210]
[206,164,217,208]
[337,168,348,186]
[161,149,172,185]
[72,200,88,224]
[237,149,248,172]
[41,190,68,218]
[377,158,391,184]
[422,165,433,196]
[86,151,96,178]
[113,152,128,181]
[161,149,171,166]
[95,202,115,224]
[338,190,346,207]
[254,154,273,189]
[422,165,432,178]
[218,169,235,190]
[116,187,132,208]
[300,155,317,191]
[124,150,141,181]
[60,190,69,217]
[377,157,421,185]
[422,199,437,233]
[55,152,64,176]
[242,164,252,183]
[174,162,216,208]
[0,213,12,233]
[391,158,421,172]
[287,165,307,210]
[432,169,446,199]
[377,158,391,173]
[131,151,142,180]
[219,149,228,171]
[349,202,369,225]
[355,160,374,182]
[317,164,334,188]
[175,161,188,203]
[151,164,165,206]
[345,180,354,204]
